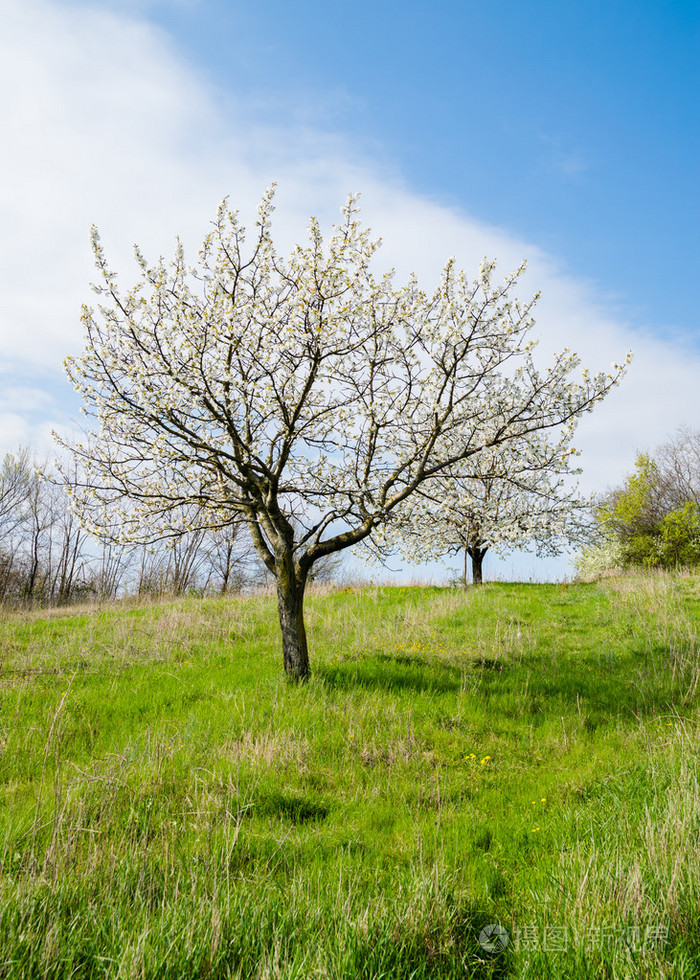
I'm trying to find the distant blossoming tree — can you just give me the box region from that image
[59,189,627,680]
[390,428,594,584]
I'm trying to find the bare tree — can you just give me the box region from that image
[90,540,133,600]
[0,450,32,602]
[23,461,93,604]
[0,449,31,545]
[136,528,210,596]
[0,453,92,605]
[656,425,700,509]
[204,524,252,594]
[59,189,627,679]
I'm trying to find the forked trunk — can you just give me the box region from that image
[276,565,310,682]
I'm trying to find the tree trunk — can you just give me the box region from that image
[219,539,232,595]
[26,514,41,601]
[469,546,487,585]
[276,562,310,682]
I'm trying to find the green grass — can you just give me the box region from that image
[1,572,699,978]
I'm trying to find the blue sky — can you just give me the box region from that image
[149,0,699,337]
[0,0,698,581]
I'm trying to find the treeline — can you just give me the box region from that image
[6,426,697,603]
[578,426,700,576]
[0,449,261,607]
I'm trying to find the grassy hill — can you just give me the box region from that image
[1,573,699,978]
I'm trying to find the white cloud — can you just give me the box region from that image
[1,0,698,579]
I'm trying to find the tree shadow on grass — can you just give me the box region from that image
[316,651,464,696]
[475,642,694,725]
[316,643,692,727]
[255,789,330,824]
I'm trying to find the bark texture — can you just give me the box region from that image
[275,558,310,682]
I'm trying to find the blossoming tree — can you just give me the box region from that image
[389,428,594,584]
[60,190,626,680]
